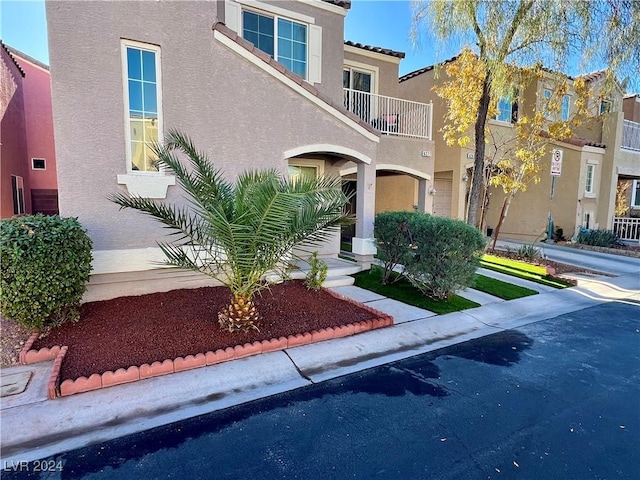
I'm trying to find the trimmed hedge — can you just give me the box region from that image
[375,211,486,299]
[1,214,93,329]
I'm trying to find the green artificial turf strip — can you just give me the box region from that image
[481,254,547,276]
[479,262,573,289]
[471,274,538,300]
[352,266,480,315]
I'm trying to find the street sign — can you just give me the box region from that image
[551,149,563,176]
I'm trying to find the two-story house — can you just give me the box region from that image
[397,58,640,243]
[46,0,436,300]
[0,42,58,218]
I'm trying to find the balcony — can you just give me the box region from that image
[622,120,640,152]
[343,88,432,140]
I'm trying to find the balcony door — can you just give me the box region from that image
[343,67,373,123]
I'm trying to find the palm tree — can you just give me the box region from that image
[110,130,352,333]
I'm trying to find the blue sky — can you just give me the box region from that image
[0,0,454,76]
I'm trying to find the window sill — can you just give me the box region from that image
[583,192,596,199]
[488,119,514,127]
[117,173,176,199]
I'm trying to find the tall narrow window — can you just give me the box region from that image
[122,41,161,172]
[11,175,25,215]
[242,10,307,78]
[632,180,640,208]
[561,94,570,121]
[585,164,595,194]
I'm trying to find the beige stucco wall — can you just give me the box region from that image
[343,48,400,98]
[484,143,604,241]
[375,175,417,213]
[47,0,376,256]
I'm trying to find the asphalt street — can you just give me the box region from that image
[4,301,639,480]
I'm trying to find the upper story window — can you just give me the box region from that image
[585,164,595,194]
[561,94,570,121]
[493,96,518,124]
[242,10,307,78]
[122,41,162,172]
[32,158,46,170]
[224,1,322,84]
[599,98,612,115]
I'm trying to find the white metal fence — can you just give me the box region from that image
[343,88,432,140]
[613,216,640,242]
[622,120,640,152]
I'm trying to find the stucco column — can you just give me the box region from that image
[417,178,430,213]
[353,162,376,268]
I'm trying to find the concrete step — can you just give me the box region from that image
[322,275,355,288]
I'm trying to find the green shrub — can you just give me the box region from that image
[403,214,486,299]
[1,214,93,329]
[304,251,328,290]
[576,228,619,248]
[374,211,414,284]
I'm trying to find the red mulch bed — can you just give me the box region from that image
[33,281,378,382]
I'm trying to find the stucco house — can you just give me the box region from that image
[397,59,640,244]
[46,0,436,300]
[1,42,58,218]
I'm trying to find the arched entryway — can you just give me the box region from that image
[284,145,377,266]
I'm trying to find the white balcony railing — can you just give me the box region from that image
[343,88,432,140]
[622,120,640,152]
[613,216,640,242]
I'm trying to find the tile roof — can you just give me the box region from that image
[1,41,25,77]
[344,41,405,59]
[322,0,351,8]
[212,22,379,137]
[6,45,49,71]
[398,55,460,83]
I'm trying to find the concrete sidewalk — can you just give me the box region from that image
[1,269,638,465]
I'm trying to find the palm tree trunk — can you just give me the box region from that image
[218,294,260,333]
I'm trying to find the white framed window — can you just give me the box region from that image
[493,96,518,124]
[225,1,322,84]
[561,94,570,121]
[31,158,46,170]
[121,40,162,173]
[11,175,25,215]
[632,180,640,208]
[599,98,612,115]
[542,88,552,118]
[585,164,595,194]
[242,9,307,78]
[582,210,593,229]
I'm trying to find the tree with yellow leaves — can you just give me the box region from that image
[413,0,640,228]
[433,51,594,248]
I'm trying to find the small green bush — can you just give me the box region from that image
[304,251,328,290]
[374,211,414,284]
[576,228,619,248]
[516,244,542,261]
[1,214,93,329]
[403,214,486,299]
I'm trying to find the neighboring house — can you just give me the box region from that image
[613,94,640,241]
[0,41,59,218]
[397,60,640,243]
[1,41,30,218]
[47,0,438,300]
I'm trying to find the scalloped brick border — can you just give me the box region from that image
[22,288,393,398]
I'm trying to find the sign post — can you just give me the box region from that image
[550,149,563,199]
